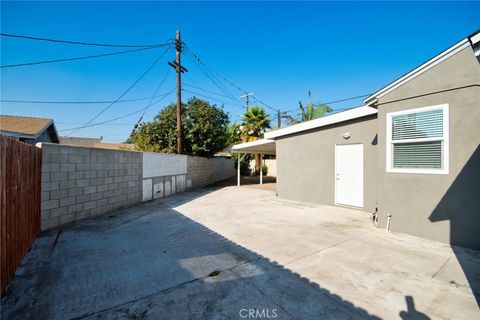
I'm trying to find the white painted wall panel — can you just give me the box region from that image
[143,179,153,201]
[143,152,187,178]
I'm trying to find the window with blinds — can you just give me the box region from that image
[387,105,448,174]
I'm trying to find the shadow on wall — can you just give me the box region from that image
[429,144,480,305]
[1,184,425,319]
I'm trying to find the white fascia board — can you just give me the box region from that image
[264,106,377,139]
[364,38,471,105]
[232,139,275,151]
[470,32,480,45]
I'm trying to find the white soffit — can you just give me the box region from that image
[264,106,377,139]
[231,139,276,154]
[364,38,471,105]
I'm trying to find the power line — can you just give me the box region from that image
[57,122,133,125]
[1,93,176,105]
[58,89,175,132]
[183,83,239,101]
[182,88,243,110]
[1,46,166,69]
[285,93,371,113]
[0,33,172,48]
[130,67,173,136]
[184,52,244,109]
[184,43,279,113]
[65,46,171,136]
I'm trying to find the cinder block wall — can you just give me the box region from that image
[187,156,235,189]
[40,144,142,230]
[40,144,235,230]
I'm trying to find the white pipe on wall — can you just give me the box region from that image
[260,153,263,185]
[237,154,241,186]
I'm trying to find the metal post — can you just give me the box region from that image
[260,154,263,185]
[237,154,241,186]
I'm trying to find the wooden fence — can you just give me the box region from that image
[0,136,42,294]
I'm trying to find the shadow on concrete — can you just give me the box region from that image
[213,174,277,188]
[429,144,480,305]
[1,184,390,319]
[399,296,431,320]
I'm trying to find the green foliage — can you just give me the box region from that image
[226,122,242,146]
[241,106,271,141]
[261,164,268,176]
[128,103,179,153]
[232,153,253,175]
[184,98,229,157]
[130,97,230,157]
[285,91,333,125]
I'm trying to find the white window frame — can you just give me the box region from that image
[386,104,449,175]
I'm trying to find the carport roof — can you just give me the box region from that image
[231,139,276,155]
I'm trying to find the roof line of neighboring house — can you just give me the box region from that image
[0,116,60,143]
[264,106,377,139]
[364,29,480,106]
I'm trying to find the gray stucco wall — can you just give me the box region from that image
[40,144,143,230]
[375,45,480,249]
[276,115,378,213]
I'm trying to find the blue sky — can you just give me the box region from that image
[1,1,478,142]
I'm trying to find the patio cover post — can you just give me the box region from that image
[237,153,241,186]
[260,153,263,185]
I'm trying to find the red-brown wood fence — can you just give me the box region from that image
[0,135,42,294]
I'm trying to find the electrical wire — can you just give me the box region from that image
[64,46,171,135]
[285,94,371,113]
[186,53,244,108]
[129,68,173,137]
[183,45,246,109]
[0,33,172,48]
[182,88,241,108]
[58,89,175,132]
[1,94,175,105]
[1,46,165,69]
[184,43,279,113]
[183,83,239,101]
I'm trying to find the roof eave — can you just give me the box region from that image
[364,35,474,105]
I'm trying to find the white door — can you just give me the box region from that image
[335,144,363,207]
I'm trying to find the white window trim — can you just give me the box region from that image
[386,104,449,175]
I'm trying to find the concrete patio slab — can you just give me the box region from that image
[1,184,479,319]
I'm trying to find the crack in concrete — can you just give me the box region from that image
[431,256,452,279]
[71,257,261,319]
[230,267,299,320]
[282,231,373,266]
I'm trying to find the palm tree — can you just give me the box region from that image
[241,106,271,142]
[241,106,271,173]
[286,91,333,124]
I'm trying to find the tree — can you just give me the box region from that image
[184,98,229,157]
[241,106,271,142]
[241,106,271,173]
[285,91,333,125]
[226,122,242,147]
[129,97,230,157]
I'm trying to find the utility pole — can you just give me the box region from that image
[168,30,188,154]
[239,92,254,113]
[277,110,281,128]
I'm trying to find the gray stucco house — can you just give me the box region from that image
[234,30,480,250]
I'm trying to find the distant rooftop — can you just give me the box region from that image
[0,114,59,143]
